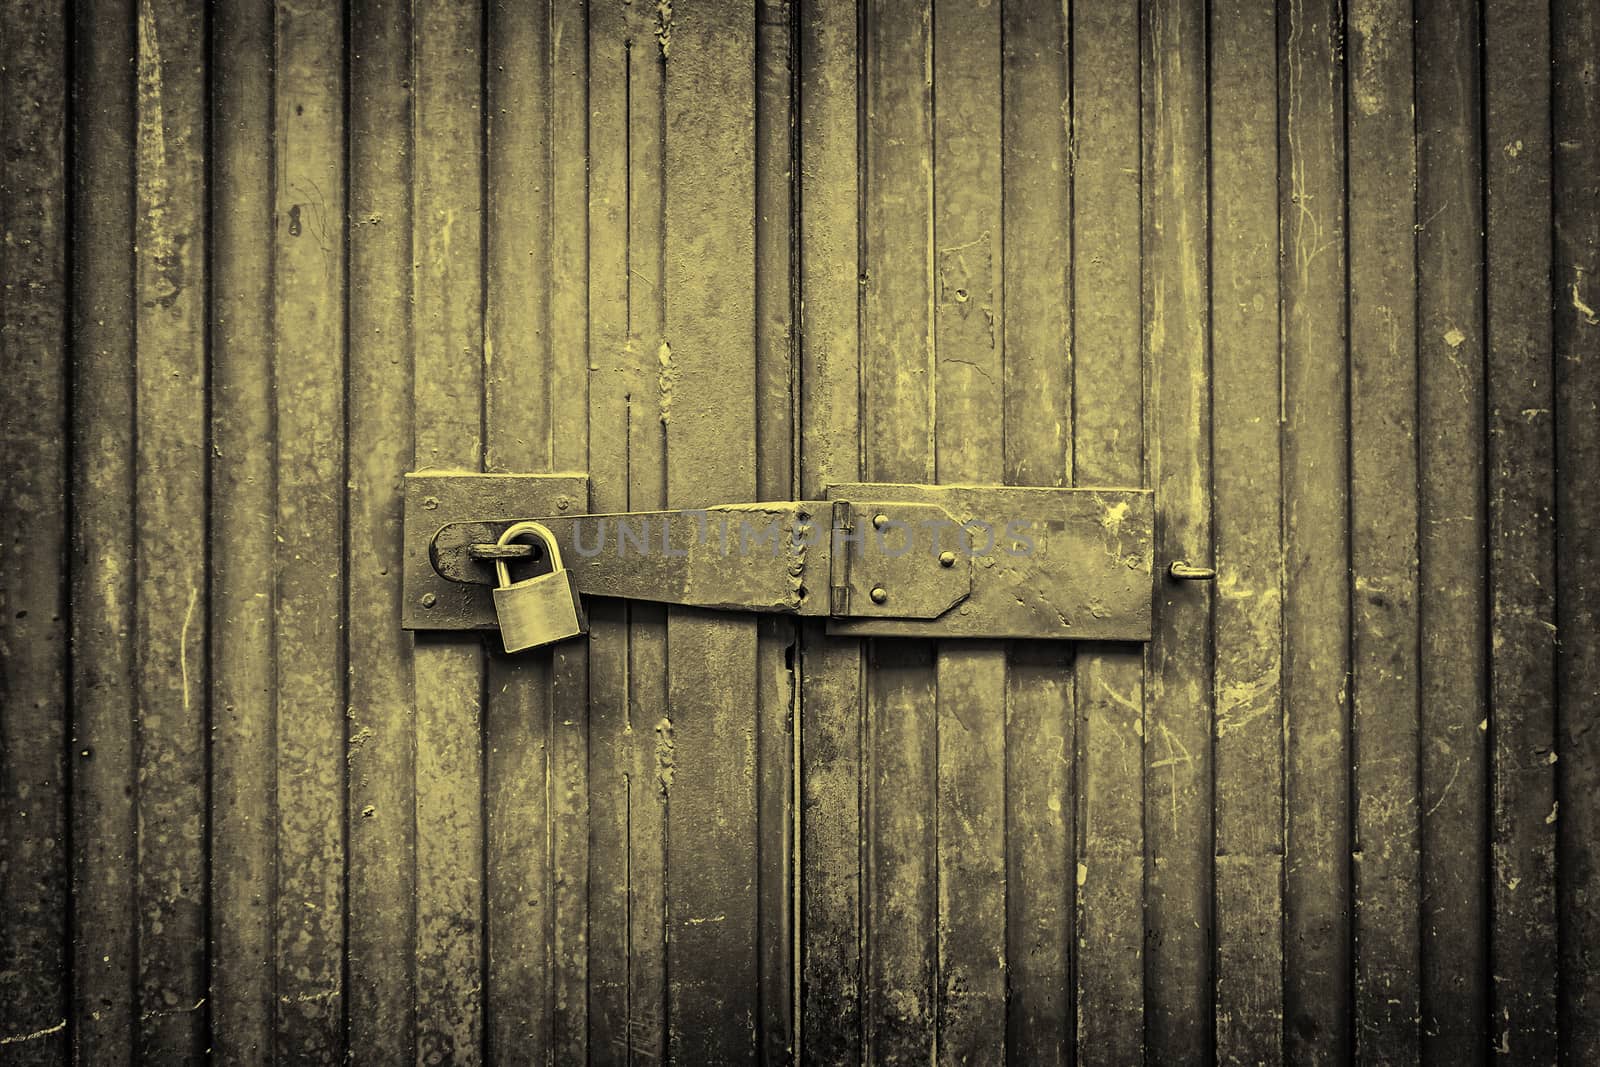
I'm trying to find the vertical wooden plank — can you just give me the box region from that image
[755,0,797,1058]
[584,0,646,1059]
[1347,0,1422,1058]
[411,0,486,1060]
[1209,0,1284,1060]
[209,1,275,1061]
[1213,863,1282,1066]
[930,0,1005,1060]
[1483,0,1560,1057]
[482,1,557,1060]
[1142,0,1213,1058]
[585,0,640,1062]
[797,0,864,1058]
[273,3,347,1059]
[485,0,553,480]
[347,0,418,1059]
[661,1,761,1060]
[0,0,70,1059]
[999,0,1071,491]
[1070,0,1145,1059]
[1000,1,1073,1062]
[1415,0,1489,1056]
[133,0,209,1056]
[592,3,683,1050]
[581,22,628,1045]
[549,2,591,1057]
[69,0,139,1058]
[1554,0,1600,1058]
[797,624,863,1067]
[617,0,674,1056]
[861,0,938,1061]
[1278,0,1350,1058]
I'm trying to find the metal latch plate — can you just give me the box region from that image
[403,472,588,631]
[823,484,1153,641]
[403,475,1153,641]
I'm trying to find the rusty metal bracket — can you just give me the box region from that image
[403,473,1159,641]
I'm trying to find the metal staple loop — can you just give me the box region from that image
[465,542,537,561]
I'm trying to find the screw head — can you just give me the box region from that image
[872,513,890,529]
[939,550,957,567]
[420,592,438,608]
[870,586,888,604]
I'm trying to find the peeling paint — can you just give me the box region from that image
[1100,500,1130,535]
[654,716,675,796]
[654,0,672,57]
[1573,268,1600,325]
[656,340,678,425]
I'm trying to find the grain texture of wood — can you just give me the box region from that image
[662,1,762,1060]
[133,0,209,1056]
[606,0,674,1054]
[1070,1,1146,1060]
[346,0,418,1058]
[411,2,486,1060]
[1209,0,1285,1060]
[931,0,1007,1059]
[1415,0,1489,1056]
[1214,857,1284,1067]
[797,0,865,1058]
[861,0,939,1061]
[585,0,634,1060]
[69,0,141,1060]
[1278,0,1352,1059]
[1347,0,1422,1058]
[1000,1,1074,1060]
[0,2,69,1061]
[483,1,558,1060]
[548,4,593,1052]
[1142,0,1214,1058]
[755,1,798,1057]
[1554,0,1600,1058]
[273,4,348,1058]
[209,2,276,1061]
[1484,0,1560,1056]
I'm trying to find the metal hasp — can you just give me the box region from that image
[403,473,1159,641]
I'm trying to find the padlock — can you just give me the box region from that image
[491,520,589,653]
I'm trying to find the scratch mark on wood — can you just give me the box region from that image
[180,583,198,713]
[0,1020,66,1045]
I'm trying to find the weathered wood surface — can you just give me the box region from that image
[0,1,1594,1063]
[68,0,139,1062]
[2,3,69,1065]
[1210,0,1284,1060]
[1348,0,1423,1059]
[1070,3,1147,1061]
[1279,1,1352,1060]
[1554,0,1600,1061]
[1416,0,1489,1058]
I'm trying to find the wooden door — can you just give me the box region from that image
[3,0,1599,1064]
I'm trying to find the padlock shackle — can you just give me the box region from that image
[494,520,564,588]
